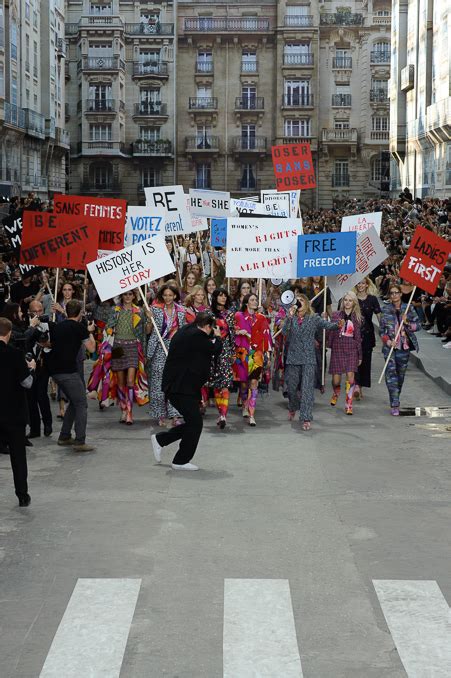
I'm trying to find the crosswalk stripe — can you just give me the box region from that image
[223,579,304,677]
[373,580,451,678]
[39,578,141,678]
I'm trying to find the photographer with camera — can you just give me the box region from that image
[0,316,36,506]
[46,300,96,452]
[24,300,53,439]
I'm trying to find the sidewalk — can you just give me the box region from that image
[410,329,451,396]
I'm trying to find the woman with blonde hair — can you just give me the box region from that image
[184,285,208,324]
[328,291,362,415]
[282,295,341,429]
[353,277,381,398]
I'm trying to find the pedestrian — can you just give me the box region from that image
[0,316,36,506]
[46,300,96,451]
[328,292,362,415]
[282,295,342,429]
[147,283,186,427]
[353,277,381,399]
[210,288,235,429]
[204,277,216,306]
[150,311,222,470]
[24,299,53,438]
[379,283,420,415]
[233,293,271,427]
[184,285,208,324]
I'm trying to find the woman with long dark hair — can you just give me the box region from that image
[204,277,216,306]
[102,291,151,424]
[147,283,186,427]
[233,293,271,427]
[210,288,235,428]
[353,277,381,399]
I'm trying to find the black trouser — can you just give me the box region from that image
[52,372,88,443]
[27,368,52,435]
[0,423,28,498]
[156,393,203,465]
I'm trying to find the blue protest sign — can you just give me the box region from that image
[297,231,357,277]
[211,218,227,247]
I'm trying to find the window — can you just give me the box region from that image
[446,144,451,185]
[140,88,161,113]
[372,79,388,93]
[196,124,212,148]
[240,163,257,190]
[0,64,4,97]
[241,85,257,108]
[88,42,112,56]
[371,155,390,183]
[89,124,112,140]
[11,77,17,105]
[373,41,390,55]
[372,116,388,131]
[286,5,308,15]
[375,9,391,16]
[141,168,161,188]
[196,163,211,189]
[284,118,311,137]
[333,159,349,186]
[90,3,112,15]
[139,49,161,73]
[334,119,350,129]
[25,1,31,20]
[10,20,17,60]
[140,127,160,141]
[285,43,310,55]
[92,165,112,188]
[284,79,310,105]
[241,124,256,149]
[242,50,257,72]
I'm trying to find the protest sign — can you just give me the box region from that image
[399,226,450,294]
[189,189,230,218]
[229,198,267,217]
[328,226,388,300]
[341,212,382,236]
[144,185,193,235]
[297,231,357,277]
[21,211,97,269]
[124,206,166,247]
[211,219,227,248]
[2,209,41,277]
[226,218,303,278]
[261,190,290,217]
[271,142,316,191]
[87,237,176,302]
[53,195,126,252]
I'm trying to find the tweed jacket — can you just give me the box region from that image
[379,302,420,352]
[283,314,338,365]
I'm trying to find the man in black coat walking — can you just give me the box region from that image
[151,311,222,470]
[0,316,36,506]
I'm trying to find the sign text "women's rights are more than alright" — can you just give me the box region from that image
[297,232,357,277]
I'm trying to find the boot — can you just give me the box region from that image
[126,387,134,425]
[117,386,127,423]
[345,382,355,415]
[330,384,340,406]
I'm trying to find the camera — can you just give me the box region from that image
[38,314,50,323]
[25,352,34,363]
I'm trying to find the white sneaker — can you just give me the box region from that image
[151,434,162,463]
[427,327,436,334]
[171,462,199,471]
[242,407,249,418]
[443,341,451,349]
[249,416,256,427]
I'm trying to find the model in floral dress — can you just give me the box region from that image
[147,283,186,426]
[233,293,271,427]
[209,288,236,429]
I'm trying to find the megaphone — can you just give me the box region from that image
[281,290,295,308]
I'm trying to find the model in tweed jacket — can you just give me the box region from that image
[282,296,340,429]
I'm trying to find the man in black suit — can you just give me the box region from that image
[0,316,36,506]
[151,311,222,470]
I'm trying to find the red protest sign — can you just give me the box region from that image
[20,211,98,269]
[271,143,316,192]
[399,226,450,294]
[54,194,126,251]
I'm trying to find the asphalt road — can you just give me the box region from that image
[0,350,450,678]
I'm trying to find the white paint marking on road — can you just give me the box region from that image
[223,579,304,677]
[39,578,141,678]
[374,579,451,678]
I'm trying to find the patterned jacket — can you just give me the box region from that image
[106,304,147,351]
[283,314,338,365]
[146,305,186,359]
[379,302,420,352]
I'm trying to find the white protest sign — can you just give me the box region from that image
[261,190,290,217]
[261,189,300,217]
[229,198,267,217]
[87,238,175,302]
[124,205,166,247]
[226,217,303,279]
[328,226,388,300]
[184,195,209,232]
[189,189,230,218]
[341,211,382,236]
[144,185,192,235]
